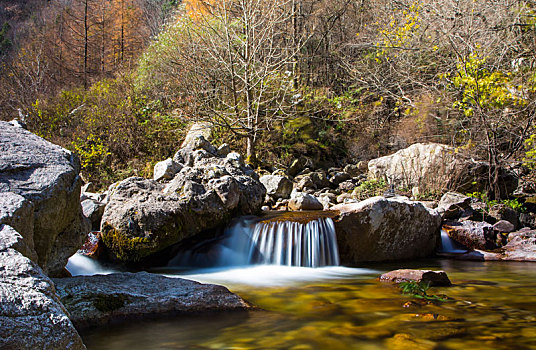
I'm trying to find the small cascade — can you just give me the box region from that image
[168,214,340,268]
[439,229,468,254]
[247,218,339,267]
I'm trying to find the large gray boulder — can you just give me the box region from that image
[0,121,88,276]
[0,224,86,350]
[368,143,517,197]
[101,140,266,264]
[53,272,251,329]
[333,197,441,264]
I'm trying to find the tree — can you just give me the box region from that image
[139,0,315,164]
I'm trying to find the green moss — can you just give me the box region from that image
[92,294,129,312]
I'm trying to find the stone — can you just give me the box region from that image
[288,192,324,211]
[519,212,536,229]
[329,172,351,186]
[0,225,86,350]
[180,122,212,148]
[379,269,452,286]
[503,229,536,261]
[488,204,519,229]
[443,220,497,250]
[153,158,182,181]
[0,121,88,276]
[336,193,354,204]
[338,180,355,192]
[53,272,251,329]
[367,143,517,198]
[81,199,106,231]
[0,192,36,261]
[333,197,441,263]
[295,175,314,191]
[493,220,515,234]
[343,164,361,177]
[436,192,471,219]
[287,157,312,177]
[217,143,231,157]
[260,175,293,200]
[101,140,266,264]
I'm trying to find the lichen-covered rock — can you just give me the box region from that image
[53,272,251,329]
[260,175,293,200]
[0,121,88,276]
[101,140,266,264]
[0,224,86,350]
[333,197,441,263]
[379,269,452,286]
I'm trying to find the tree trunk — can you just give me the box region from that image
[246,134,256,166]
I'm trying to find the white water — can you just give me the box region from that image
[439,229,468,253]
[65,253,117,276]
[168,216,340,268]
[166,265,376,287]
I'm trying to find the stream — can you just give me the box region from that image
[79,259,536,350]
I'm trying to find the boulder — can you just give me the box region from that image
[288,192,324,211]
[519,212,536,229]
[488,204,519,229]
[329,172,351,186]
[81,199,106,231]
[456,229,536,262]
[0,224,86,350]
[0,121,88,276]
[493,220,515,234]
[153,158,182,181]
[333,197,441,263]
[101,140,266,264]
[443,220,498,250]
[503,229,536,261]
[53,272,251,329]
[180,122,212,148]
[379,269,451,286]
[436,192,471,219]
[367,143,517,197]
[260,175,293,200]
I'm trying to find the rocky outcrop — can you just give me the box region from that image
[0,224,86,350]
[333,197,441,263]
[0,121,88,276]
[53,272,251,329]
[101,137,266,263]
[153,158,183,181]
[367,143,517,198]
[379,269,452,286]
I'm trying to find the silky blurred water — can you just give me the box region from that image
[81,259,536,350]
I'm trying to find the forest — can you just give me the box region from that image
[0,0,535,196]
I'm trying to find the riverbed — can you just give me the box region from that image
[80,259,536,350]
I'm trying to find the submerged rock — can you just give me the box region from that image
[0,224,86,350]
[379,269,452,286]
[0,121,88,276]
[101,139,265,264]
[53,272,251,329]
[333,197,441,263]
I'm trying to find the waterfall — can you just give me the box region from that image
[439,229,467,254]
[246,217,339,267]
[168,214,340,268]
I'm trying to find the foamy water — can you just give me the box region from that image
[165,265,377,287]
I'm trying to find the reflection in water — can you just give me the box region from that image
[82,260,536,350]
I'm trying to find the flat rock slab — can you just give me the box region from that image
[54,272,251,329]
[379,269,452,286]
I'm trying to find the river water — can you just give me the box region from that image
[80,259,536,350]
